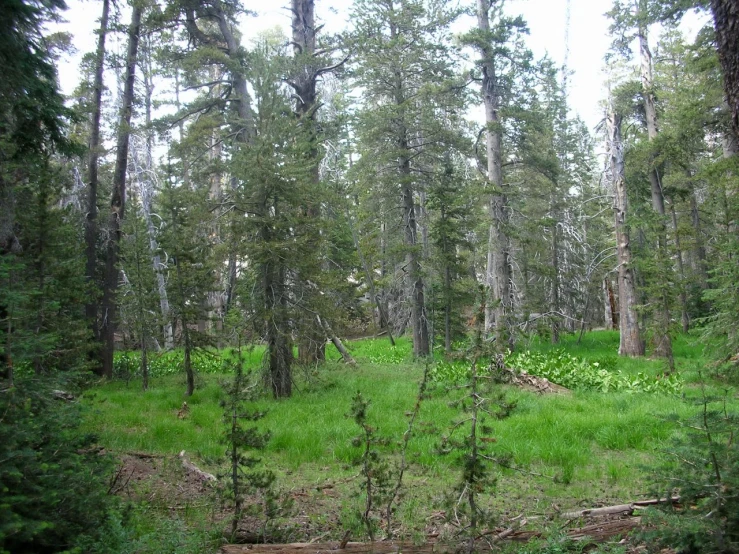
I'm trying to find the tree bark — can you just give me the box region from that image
[100,5,142,378]
[317,315,356,366]
[670,201,689,333]
[608,110,644,357]
[637,9,673,364]
[387,12,429,358]
[84,0,109,350]
[476,0,513,349]
[711,0,739,140]
[603,279,617,331]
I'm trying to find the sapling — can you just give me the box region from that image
[646,381,739,554]
[349,391,393,541]
[439,291,515,553]
[221,343,274,542]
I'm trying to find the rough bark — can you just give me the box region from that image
[670,202,689,333]
[266,260,292,398]
[637,10,673,364]
[476,0,513,348]
[387,14,429,358]
[711,0,739,139]
[609,110,644,357]
[84,0,109,347]
[603,279,617,330]
[100,5,142,378]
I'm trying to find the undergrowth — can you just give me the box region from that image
[430,349,683,394]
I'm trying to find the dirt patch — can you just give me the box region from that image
[110,452,217,507]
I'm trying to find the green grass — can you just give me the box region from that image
[82,330,738,539]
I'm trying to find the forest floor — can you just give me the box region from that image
[81,331,739,553]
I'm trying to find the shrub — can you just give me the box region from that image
[429,350,683,394]
[0,377,119,553]
[114,350,225,379]
[644,389,739,554]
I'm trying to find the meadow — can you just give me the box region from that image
[81,330,738,546]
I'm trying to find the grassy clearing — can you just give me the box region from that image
[82,331,738,541]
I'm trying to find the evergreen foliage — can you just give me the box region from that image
[0,377,117,554]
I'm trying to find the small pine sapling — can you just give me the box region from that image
[384,358,430,538]
[349,391,393,541]
[221,344,284,543]
[646,382,738,554]
[439,291,515,553]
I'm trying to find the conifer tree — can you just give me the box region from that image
[351,0,464,357]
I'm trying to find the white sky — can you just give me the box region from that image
[52,0,711,132]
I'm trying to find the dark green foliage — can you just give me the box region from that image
[0,377,117,554]
[645,388,739,554]
[220,345,286,542]
[438,295,513,552]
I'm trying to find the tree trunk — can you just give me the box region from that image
[603,279,617,331]
[291,0,332,364]
[711,0,739,139]
[608,110,644,357]
[476,0,513,348]
[670,201,689,333]
[550,200,561,344]
[317,315,356,366]
[637,11,673,364]
[100,5,142,378]
[266,260,292,398]
[84,0,109,356]
[401,176,430,357]
[349,214,395,345]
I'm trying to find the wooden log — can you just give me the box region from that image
[221,541,443,554]
[179,450,216,483]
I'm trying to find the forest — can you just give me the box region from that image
[0,0,738,552]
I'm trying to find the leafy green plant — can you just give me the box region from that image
[114,350,225,379]
[429,350,682,394]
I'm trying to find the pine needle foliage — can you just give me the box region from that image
[645,385,739,554]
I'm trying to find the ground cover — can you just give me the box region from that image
[81,331,738,552]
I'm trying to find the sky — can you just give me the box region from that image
[52,0,711,133]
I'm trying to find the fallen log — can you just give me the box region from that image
[559,497,680,520]
[509,517,642,543]
[221,541,441,554]
[178,450,216,483]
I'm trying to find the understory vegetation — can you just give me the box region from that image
[39,331,730,553]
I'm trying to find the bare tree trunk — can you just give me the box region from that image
[401,175,430,357]
[603,277,618,331]
[137,44,173,350]
[637,11,673,365]
[349,214,395,345]
[317,315,356,366]
[266,259,292,398]
[85,0,109,354]
[175,258,195,397]
[609,109,644,357]
[476,0,513,348]
[670,201,689,333]
[100,5,142,378]
[550,200,561,344]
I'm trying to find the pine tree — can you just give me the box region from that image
[350,0,464,357]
